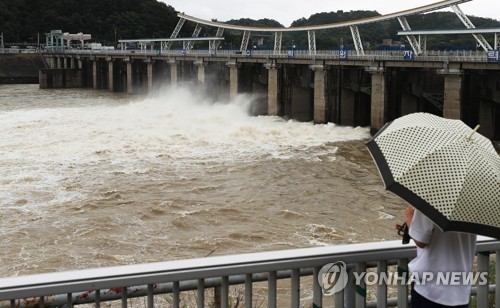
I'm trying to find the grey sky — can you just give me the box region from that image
[160,0,499,27]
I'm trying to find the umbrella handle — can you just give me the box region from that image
[396,223,411,245]
[467,124,480,141]
[402,224,410,244]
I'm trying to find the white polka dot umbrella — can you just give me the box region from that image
[366,112,500,238]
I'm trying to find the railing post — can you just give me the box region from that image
[291,269,300,308]
[95,289,100,308]
[67,293,73,308]
[313,266,323,308]
[121,287,127,308]
[377,261,388,308]
[221,276,229,308]
[197,278,204,308]
[345,265,355,307]
[173,281,180,308]
[355,262,366,308]
[245,273,253,308]
[214,286,221,308]
[268,271,277,308]
[334,288,344,308]
[397,259,409,308]
[476,252,490,308]
[147,284,154,308]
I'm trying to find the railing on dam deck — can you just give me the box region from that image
[55,48,495,63]
[0,237,498,308]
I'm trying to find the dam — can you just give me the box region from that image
[38,48,500,141]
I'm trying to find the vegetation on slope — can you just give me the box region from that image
[0,0,499,50]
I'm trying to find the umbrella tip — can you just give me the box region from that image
[467,124,480,141]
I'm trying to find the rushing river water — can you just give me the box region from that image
[0,84,407,277]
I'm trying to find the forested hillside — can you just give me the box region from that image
[223,10,500,50]
[0,0,188,44]
[287,10,500,50]
[0,0,499,50]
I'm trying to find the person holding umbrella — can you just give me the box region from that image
[366,112,500,307]
[404,205,476,307]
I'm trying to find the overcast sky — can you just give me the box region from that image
[160,0,499,27]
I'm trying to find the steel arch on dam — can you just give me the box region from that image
[41,0,500,141]
[164,0,497,56]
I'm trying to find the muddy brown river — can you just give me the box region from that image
[0,84,407,277]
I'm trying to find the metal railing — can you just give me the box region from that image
[0,236,498,307]
[49,48,496,64]
[0,48,40,54]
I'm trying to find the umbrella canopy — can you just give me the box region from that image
[366,112,500,239]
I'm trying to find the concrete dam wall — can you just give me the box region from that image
[0,53,47,84]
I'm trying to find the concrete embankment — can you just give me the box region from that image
[0,53,47,84]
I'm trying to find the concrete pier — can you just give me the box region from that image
[227,61,238,101]
[368,67,388,132]
[441,69,463,120]
[39,69,82,88]
[146,61,153,94]
[92,60,98,90]
[311,64,327,124]
[266,63,279,116]
[107,60,114,92]
[169,60,178,87]
[195,60,205,88]
[126,60,133,94]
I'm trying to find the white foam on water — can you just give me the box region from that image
[0,85,370,210]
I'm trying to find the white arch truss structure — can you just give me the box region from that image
[168,0,497,56]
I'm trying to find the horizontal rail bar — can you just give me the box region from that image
[398,27,500,35]
[0,237,497,302]
[42,49,497,64]
[118,37,225,43]
[0,270,315,307]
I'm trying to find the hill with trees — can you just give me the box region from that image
[286,10,500,50]
[0,0,499,50]
[0,0,190,45]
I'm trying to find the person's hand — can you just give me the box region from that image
[405,206,415,227]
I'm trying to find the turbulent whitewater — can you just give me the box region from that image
[0,84,405,276]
